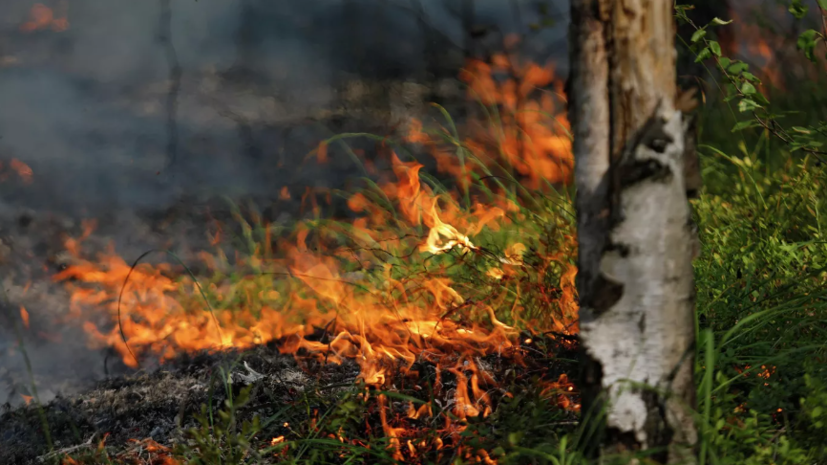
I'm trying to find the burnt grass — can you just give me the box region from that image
[0,333,580,464]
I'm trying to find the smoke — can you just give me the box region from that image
[0,0,567,215]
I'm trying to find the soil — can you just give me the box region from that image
[0,335,578,464]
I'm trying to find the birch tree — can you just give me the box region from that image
[568,0,699,462]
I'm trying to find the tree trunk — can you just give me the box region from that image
[569,1,698,462]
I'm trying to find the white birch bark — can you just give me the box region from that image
[569,0,698,462]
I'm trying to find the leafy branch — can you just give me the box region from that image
[676,1,827,160]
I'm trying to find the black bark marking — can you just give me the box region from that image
[618,159,673,188]
[637,314,646,334]
[579,350,606,459]
[591,273,624,316]
[609,107,675,223]
[642,389,673,463]
[665,340,697,386]
[605,428,642,454]
[637,115,673,154]
[682,114,701,198]
[605,242,630,258]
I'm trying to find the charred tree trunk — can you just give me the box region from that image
[569,0,698,462]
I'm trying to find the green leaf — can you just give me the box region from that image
[792,126,813,134]
[798,29,820,62]
[718,57,731,69]
[691,28,707,43]
[753,92,770,105]
[732,121,755,132]
[695,47,712,63]
[740,82,757,96]
[819,0,827,10]
[711,17,733,26]
[738,98,760,112]
[728,61,749,74]
[709,41,722,56]
[790,0,809,19]
[741,72,760,83]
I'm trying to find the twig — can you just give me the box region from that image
[817,0,827,52]
[36,435,96,463]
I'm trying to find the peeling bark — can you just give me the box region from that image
[569,0,698,462]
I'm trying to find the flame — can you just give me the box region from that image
[20,2,69,33]
[279,186,291,200]
[49,49,579,459]
[20,306,30,329]
[0,159,33,184]
[541,373,579,411]
[421,200,477,255]
[316,141,329,164]
[450,37,573,189]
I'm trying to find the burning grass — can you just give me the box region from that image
[0,48,581,463]
[43,138,578,463]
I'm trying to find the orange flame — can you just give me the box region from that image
[20,306,30,329]
[0,159,34,184]
[20,2,69,33]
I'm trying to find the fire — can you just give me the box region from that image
[421,200,477,255]
[50,48,579,460]
[0,159,33,184]
[20,306,30,329]
[541,373,579,411]
[454,36,572,190]
[404,38,572,192]
[56,155,576,364]
[279,186,291,200]
[20,2,69,33]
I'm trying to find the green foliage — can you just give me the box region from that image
[682,6,827,462]
[461,381,582,464]
[177,384,263,464]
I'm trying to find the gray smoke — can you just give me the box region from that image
[0,0,567,215]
